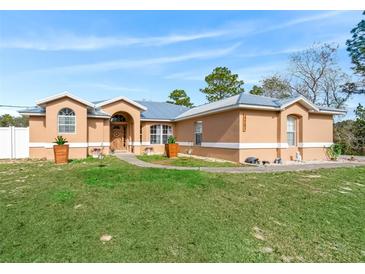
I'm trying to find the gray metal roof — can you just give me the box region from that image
[19,106,110,117]
[136,100,189,120]
[238,93,282,107]
[176,93,285,119]
[88,108,110,117]
[92,99,189,119]
[18,106,45,114]
[176,93,346,119]
[176,94,242,119]
[19,100,189,120]
[19,93,346,120]
[92,100,107,105]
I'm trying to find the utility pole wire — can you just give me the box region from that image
[0,105,31,108]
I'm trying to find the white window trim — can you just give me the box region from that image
[287,116,296,147]
[150,124,173,145]
[58,108,76,134]
[194,121,203,146]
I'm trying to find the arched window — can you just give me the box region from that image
[287,116,296,146]
[150,124,172,144]
[58,108,76,133]
[110,114,127,122]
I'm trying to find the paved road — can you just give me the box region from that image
[114,153,365,174]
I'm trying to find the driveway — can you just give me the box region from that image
[115,153,365,173]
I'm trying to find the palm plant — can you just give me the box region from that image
[167,135,176,144]
[54,136,68,145]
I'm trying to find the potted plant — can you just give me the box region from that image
[53,136,69,164]
[165,135,179,158]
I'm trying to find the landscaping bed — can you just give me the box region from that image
[0,156,364,262]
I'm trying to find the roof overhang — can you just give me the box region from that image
[175,100,346,121]
[87,115,111,119]
[280,96,319,112]
[175,103,280,121]
[238,104,279,111]
[95,96,147,111]
[316,109,347,115]
[141,118,173,122]
[36,91,95,108]
[20,112,112,119]
[18,112,45,116]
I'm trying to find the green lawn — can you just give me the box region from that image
[0,156,364,262]
[137,154,242,167]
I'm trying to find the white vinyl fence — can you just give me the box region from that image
[0,127,29,159]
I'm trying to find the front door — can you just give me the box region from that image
[111,125,127,151]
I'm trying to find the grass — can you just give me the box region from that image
[0,156,364,262]
[137,154,242,167]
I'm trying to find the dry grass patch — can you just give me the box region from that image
[0,157,364,262]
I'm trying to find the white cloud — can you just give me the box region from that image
[237,39,348,59]
[261,11,346,33]
[33,43,241,73]
[237,47,305,59]
[164,71,204,81]
[0,30,226,51]
[141,31,227,46]
[220,11,347,39]
[75,83,147,92]
[0,11,347,51]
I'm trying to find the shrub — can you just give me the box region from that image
[167,135,176,144]
[54,136,68,145]
[327,143,342,160]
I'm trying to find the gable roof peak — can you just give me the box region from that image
[278,95,319,111]
[36,91,95,108]
[95,96,147,110]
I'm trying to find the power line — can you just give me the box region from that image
[0,105,31,108]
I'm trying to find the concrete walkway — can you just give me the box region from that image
[114,153,365,174]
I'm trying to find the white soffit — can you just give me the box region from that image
[36,91,95,108]
[280,96,319,111]
[95,96,147,110]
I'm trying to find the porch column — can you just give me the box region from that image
[277,112,286,158]
[132,119,141,155]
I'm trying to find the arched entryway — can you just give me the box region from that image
[110,112,133,152]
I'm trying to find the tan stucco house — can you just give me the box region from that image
[19,91,346,163]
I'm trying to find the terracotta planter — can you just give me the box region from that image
[53,144,69,164]
[165,143,179,158]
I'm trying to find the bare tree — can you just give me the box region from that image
[321,68,352,108]
[288,43,355,108]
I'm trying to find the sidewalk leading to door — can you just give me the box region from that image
[114,152,200,170]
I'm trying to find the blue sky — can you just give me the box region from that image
[0,10,364,119]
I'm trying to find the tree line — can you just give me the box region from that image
[1,12,364,154]
[0,114,28,127]
[166,12,364,154]
[167,12,364,108]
